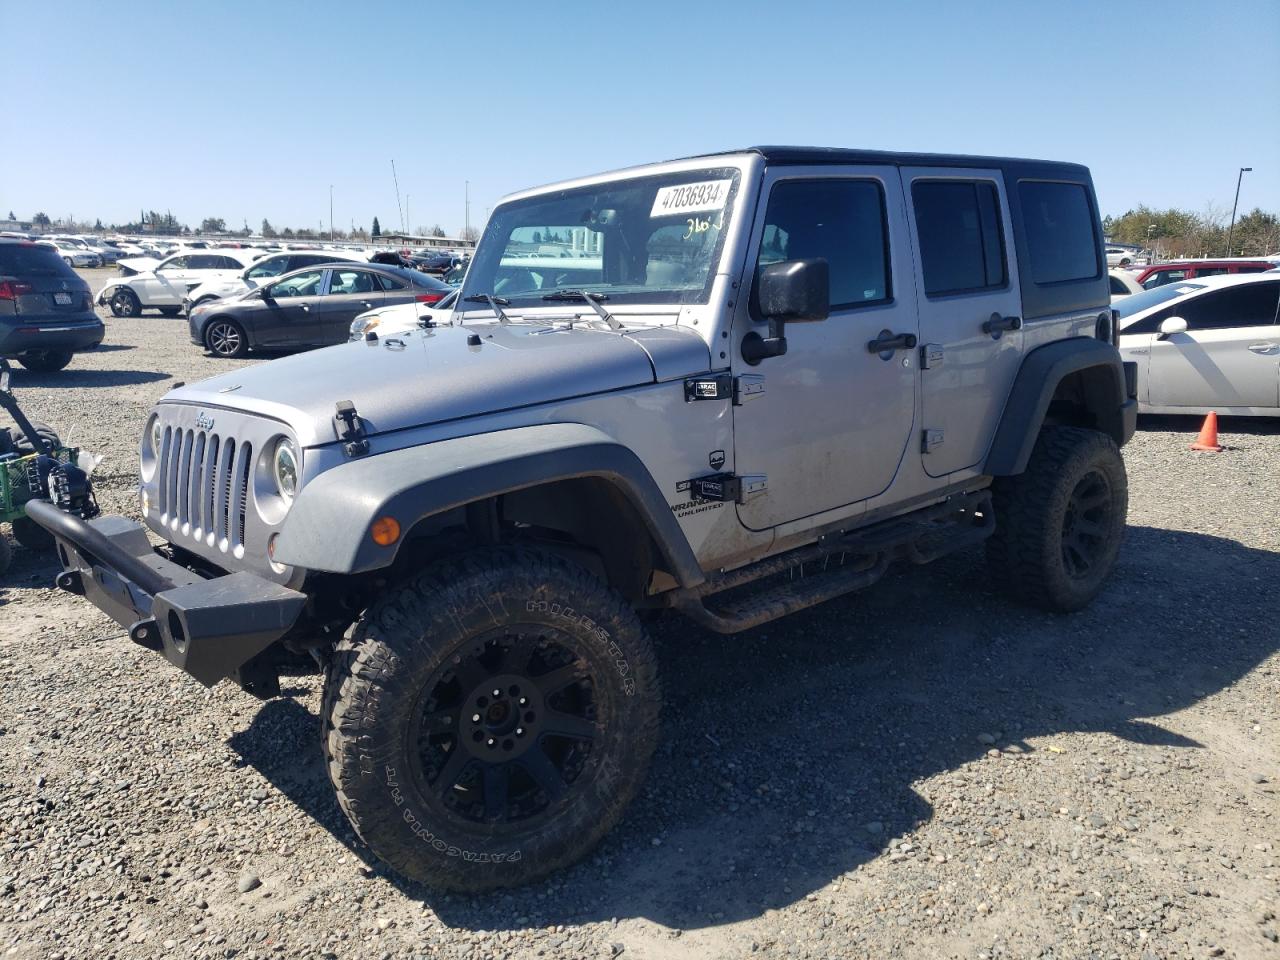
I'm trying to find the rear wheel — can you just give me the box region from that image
[63,257,74,268]
[17,351,73,373]
[204,318,247,358]
[109,288,142,318]
[322,547,660,891]
[987,426,1128,612]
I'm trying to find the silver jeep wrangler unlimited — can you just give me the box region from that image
[31,147,1137,891]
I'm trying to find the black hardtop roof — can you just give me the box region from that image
[685,146,1091,179]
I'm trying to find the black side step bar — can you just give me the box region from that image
[672,490,993,634]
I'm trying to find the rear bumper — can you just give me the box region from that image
[26,500,307,688]
[0,318,104,355]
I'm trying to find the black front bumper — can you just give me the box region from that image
[26,500,307,688]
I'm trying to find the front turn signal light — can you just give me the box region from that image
[370,516,401,546]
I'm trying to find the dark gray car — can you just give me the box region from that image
[187,262,450,358]
[0,239,104,372]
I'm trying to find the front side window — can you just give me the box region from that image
[912,180,1006,296]
[1018,181,1100,284]
[756,179,890,309]
[268,269,324,298]
[1178,282,1280,330]
[1144,269,1187,289]
[461,167,740,306]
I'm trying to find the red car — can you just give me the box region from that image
[1135,259,1274,290]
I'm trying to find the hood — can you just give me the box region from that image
[163,320,711,447]
[117,256,160,273]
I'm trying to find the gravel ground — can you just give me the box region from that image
[1,267,1277,959]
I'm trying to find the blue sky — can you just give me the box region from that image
[3,0,1277,234]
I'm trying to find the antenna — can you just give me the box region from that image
[390,160,405,235]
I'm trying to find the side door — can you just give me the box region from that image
[902,169,1023,477]
[148,255,191,305]
[1148,280,1280,409]
[313,267,386,343]
[732,167,919,530]
[256,268,327,346]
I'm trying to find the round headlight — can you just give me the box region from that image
[273,439,299,503]
[150,419,163,455]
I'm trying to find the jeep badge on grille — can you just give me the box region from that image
[194,412,215,430]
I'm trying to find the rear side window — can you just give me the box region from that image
[1018,181,1100,284]
[1109,276,1130,295]
[1144,269,1187,289]
[0,244,78,277]
[376,272,407,291]
[911,180,1006,297]
[756,179,891,309]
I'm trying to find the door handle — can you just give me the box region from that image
[1247,342,1278,354]
[982,313,1023,335]
[300,304,310,312]
[867,330,918,354]
[363,301,373,309]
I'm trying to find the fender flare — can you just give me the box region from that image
[273,423,705,587]
[984,337,1135,477]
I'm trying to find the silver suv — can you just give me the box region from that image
[31,147,1137,892]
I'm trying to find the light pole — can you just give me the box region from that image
[329,185,333,241]
[465,180,470,241]
[1226,167,1252,256]
[406,195,411,238]
[1147,223,1156,262]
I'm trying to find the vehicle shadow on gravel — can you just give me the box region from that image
[229,524,1278,933]
[6,369,171,388]
[1138,413,1280,437]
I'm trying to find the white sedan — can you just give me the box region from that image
[38,239,101,268]
[349,288,457,340]
[97,249,264,317]
[1116,273,1280,415]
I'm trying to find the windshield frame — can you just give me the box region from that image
[460,165,744,312]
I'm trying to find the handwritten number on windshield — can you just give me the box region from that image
[683,212,723,241]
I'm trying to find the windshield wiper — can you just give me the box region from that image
[462,293,512,324]
[541,290,622,331]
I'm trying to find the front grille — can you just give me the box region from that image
[156,424,252,555]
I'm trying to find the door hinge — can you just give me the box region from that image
[734,374,765,404]
[922,429,944,454]
[920,343,944,369]
[689,472,767,504]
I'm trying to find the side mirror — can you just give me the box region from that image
[1157,316,1187,339]
[741,258,829,365]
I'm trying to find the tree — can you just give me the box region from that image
[371,216,381,238]
[429,224,446,238]
[93,218,103,231]
[460,225,481,243]
[261,218,277,238]
[200,217,227,234]
[32,212,51,229]
[7,211,14,221]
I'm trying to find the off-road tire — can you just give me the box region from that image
[204,318,247,358]
[11,516,54,553]
[986,426,1127,612]
[17,351,73,373]
[321,547,660,891]
[109,288,141,318]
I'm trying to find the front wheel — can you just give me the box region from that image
[17,351,73,373]
[109,288,141,318]
[986,426,1128,612]
[322,547,660,892]
[204,318,247,358]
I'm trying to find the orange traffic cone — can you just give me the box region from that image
[1190,411,1224,452]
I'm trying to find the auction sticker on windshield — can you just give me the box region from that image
[651,180,732,218]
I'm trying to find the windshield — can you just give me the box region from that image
[1115,282,1206,321]
[461,167,741,308]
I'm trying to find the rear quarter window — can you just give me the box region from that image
[0,244,79,277]
[1018,181,1100,284]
